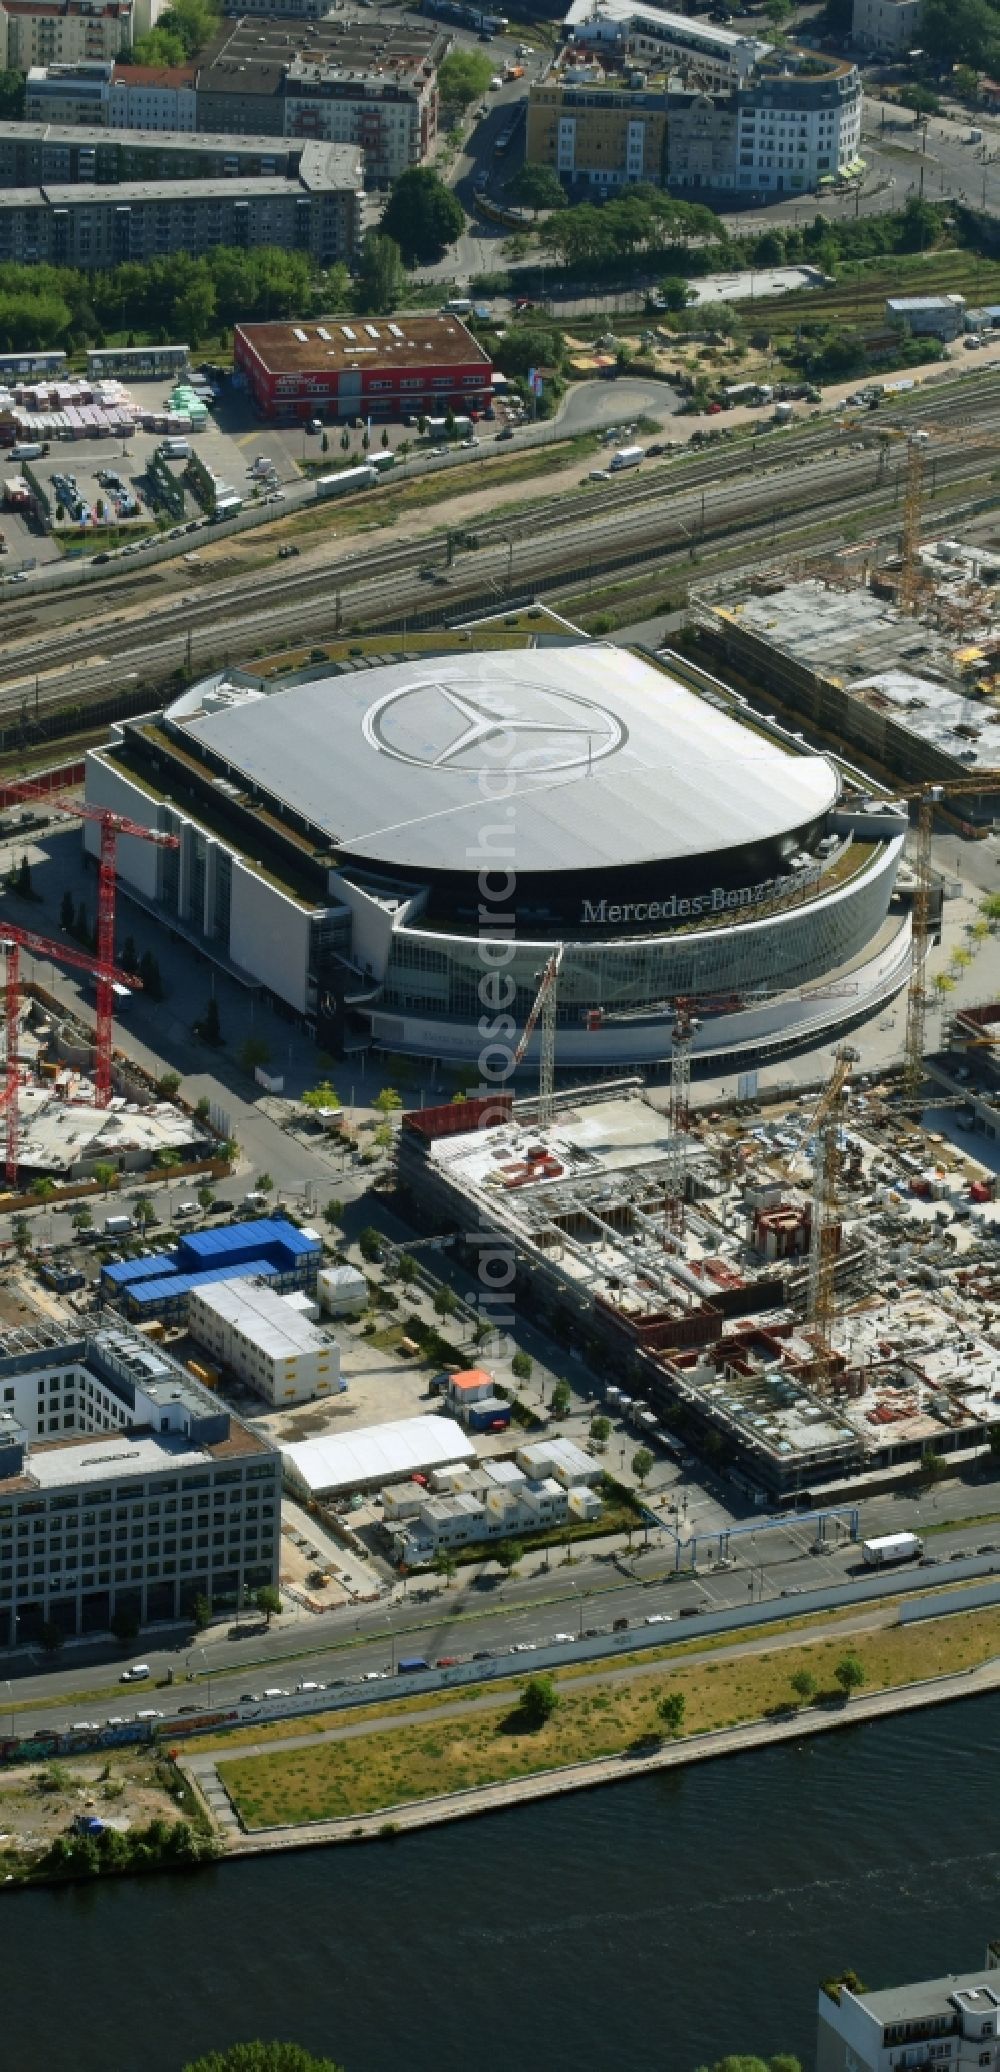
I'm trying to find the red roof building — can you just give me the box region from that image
[233,311,494,425]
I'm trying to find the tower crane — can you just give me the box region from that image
[512,945,564,1129]
[2,777,179,1107]
[804,1043,858,1387]
[1,924,139,1185]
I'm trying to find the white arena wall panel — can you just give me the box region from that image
[227,861,315,1017]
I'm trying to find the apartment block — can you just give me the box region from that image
[817,1952,1000,2072]
[851,0,921,54]
[526,76,668,190]
[0,118,302,183]
[0,0,137,70]
[0,137,362,266]
[24,60,198,126]
[188,1278,342,1406]
[0,1325,281,1644]
[195,14,445,182]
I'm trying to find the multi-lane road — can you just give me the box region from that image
[9,1503,1000,1737]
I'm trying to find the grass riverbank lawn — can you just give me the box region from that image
[218,1603,1000,1830]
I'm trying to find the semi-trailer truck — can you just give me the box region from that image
[861,1532,923,1566]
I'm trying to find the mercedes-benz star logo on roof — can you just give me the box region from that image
[361,678,627,776]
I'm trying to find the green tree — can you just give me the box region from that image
[93,1162,117,1197]
[358,1226,382,1262]
[510,1349,533,1383]
[658,1690,686,1736]
[356,231,406,314]
[433,1284,458,1319]
[11,1216,30,1256]
[437,47,494,107]
[157,1071,181,1099]
[174,276,217,345]
[373,1086,403,1118]
[238,1037,272,1075]
[133,1195,154,1228]
[509,164,567,217]
[31,1176,56,1208]
[191,1592,211,1631]
[197,995,224,1047]
[195,1095,212,1122]
[155,1148,181,1174]
[197,1184,215,1213]
[323,1198,344,1229]
[0,69,26,120]
[834,1654,866,1699]
[590,1414,611,1445]
[790,1668,817,1706]
[255,1584,282,1626]
[762,0,792,24]
[301,1081,342,1111]
[550,1378,571,1417]
[183,2048,344,2072]
[256,1172,273,1196]
[631,1446,654,1487]
[381,168,465,266]
[517,1673,557,1728]
[496,1538,524,1575]
[432,1548,458,1585]
[71,1204,93,1232]
[919,1446,946,1488]
[138,950,164,1001]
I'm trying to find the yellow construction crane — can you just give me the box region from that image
[805,1043,858,1385]
[903,776,1000,1097]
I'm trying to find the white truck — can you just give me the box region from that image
[861,1531,923,1567]
[609,445,644,471]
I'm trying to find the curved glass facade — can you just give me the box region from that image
[378,836,903,1036]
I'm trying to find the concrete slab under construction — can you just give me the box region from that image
[14,1083,201,1178]
[401,1074,1000,1500]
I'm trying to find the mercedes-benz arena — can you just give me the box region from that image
[85,641,910,1071]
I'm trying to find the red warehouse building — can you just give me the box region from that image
[233,312,495,425]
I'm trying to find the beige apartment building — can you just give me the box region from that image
[0,0,144,69]
[526,76,668,189]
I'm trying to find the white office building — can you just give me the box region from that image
[0,1324,280,1643]
[817,1949,1000,2072]
[188,1278,341,1406]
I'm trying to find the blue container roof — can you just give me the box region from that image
[177,1218,320,1265]
[126,1259,279,1307]
[101,1253,178,1287]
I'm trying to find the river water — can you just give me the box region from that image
[7,1694,1000,2072]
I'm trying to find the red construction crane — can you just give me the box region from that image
[3,778,179,1106]
[1,923,140,1185]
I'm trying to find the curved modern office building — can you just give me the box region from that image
[86,640,909,1072]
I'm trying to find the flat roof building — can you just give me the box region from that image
[101,1217,322,1320]
[234,311,494,424]
[817,1950,1000,2072]
[282,1414,476,1498]
[0,136,362,265]
[0,1324,280,1644]
[188,1277,340,1405]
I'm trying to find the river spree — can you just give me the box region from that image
[7,1692,1000,2072]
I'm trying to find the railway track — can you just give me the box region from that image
[0,376,998,722]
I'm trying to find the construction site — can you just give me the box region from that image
[689,423,1000,805]
[0,775,211,1192]
[399,1069,1000,1504]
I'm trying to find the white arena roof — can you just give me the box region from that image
[281,1414,475,1495]
[171,646,837,877]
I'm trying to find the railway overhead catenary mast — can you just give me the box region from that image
[1,925,139,1184]
[2,778,178,1106]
